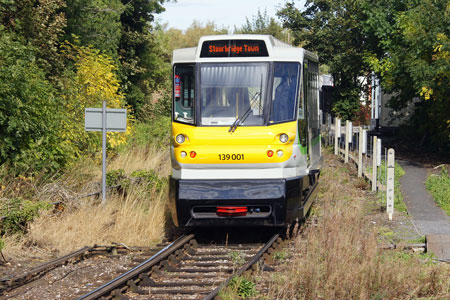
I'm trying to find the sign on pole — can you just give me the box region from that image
[85,103,127,205]
[85,108,127,132]
[386,149,395,220]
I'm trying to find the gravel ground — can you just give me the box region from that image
[0,252,147,300]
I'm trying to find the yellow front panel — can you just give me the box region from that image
[172,121,297,164]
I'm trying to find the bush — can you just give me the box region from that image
[0,198,51,235]
[131,117,171,147]
[106,169,167,193]
[0,32,69,174]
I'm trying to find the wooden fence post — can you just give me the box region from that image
[372,135,378,192]
[334,118,340,155]
[358,127,363,177]
[386,148,395,220]
[345,120,349,163]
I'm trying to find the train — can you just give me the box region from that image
[168,35,322,228]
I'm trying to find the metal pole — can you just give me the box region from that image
[102,100,107,205]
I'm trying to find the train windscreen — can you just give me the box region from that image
[200,63,268,126]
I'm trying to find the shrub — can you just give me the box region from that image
[0,31,69,174]
[131,117,171,147]
[0,198,51,235]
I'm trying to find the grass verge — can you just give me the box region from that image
[426,166,450,216]
[3,129,171,258]
[369,162,407,212]
[259,154,450,299]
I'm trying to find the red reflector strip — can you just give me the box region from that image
[216,206,247,217]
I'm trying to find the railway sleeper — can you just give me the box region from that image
[138,286,212,295]
[151,269,227,279]
[161,261,233,273]
[175,255,237,261]
[186,248,258,256]
[140,277,221,287]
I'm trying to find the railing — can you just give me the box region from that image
[321,114,396,220]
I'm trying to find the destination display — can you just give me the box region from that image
[200,40,269,58]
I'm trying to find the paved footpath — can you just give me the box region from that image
[398,160,450,235]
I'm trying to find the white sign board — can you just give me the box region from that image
[85,108,127,132]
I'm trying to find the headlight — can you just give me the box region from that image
[176,134,185,144]
[279,133,289,143]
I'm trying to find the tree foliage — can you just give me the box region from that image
[364,0,450,150]
[0,31,66,173]
[278,0,449,150]
[278,0,371,120]
[235,9,289,42]
[164,20,228,53]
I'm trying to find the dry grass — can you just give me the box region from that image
[108,146,170,178]
[23,185,166,254]
[264,154,450,299]
[3,145,171,257]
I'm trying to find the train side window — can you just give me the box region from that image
[270,62,299,123]
[173,65,195,124]
[298,77,305,120]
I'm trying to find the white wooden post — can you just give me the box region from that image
[372,135,378,192]
[386,149,395,220]
[358,127,363,177]
[377,138,382,167]
[345,120,349,163]
[334,118,340,155]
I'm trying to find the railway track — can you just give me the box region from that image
[78,231,283,300]
[0,244,166,299]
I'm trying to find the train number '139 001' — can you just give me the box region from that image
[218,154,244,161]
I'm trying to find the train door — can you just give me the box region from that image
[298,59,310,165]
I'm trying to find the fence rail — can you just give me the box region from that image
[321,115,395,220]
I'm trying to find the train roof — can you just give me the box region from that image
[172,34,318,64]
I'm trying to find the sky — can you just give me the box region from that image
[158,0,306,31]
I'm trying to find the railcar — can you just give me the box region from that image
[168,35,322,228]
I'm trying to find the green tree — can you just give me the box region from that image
[164,20,228,52]
[364,0,450,150]
[0,0,67,76]
[278,0,371,121]
[64,0,124,58]
[0,31,67,173]
[117,0,167,117]
[235,9,289,43]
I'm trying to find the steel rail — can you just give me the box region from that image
[203,232,280,300]
[77,234,195,300]
[0,246,94,292]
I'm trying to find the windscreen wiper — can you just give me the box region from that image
[228,76,263,133]
[228,91,260,133]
